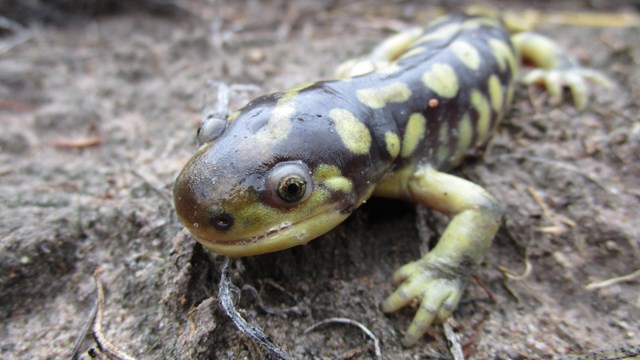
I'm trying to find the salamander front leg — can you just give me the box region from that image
[382,166,502,346]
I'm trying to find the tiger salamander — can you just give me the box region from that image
[173,14,609,346]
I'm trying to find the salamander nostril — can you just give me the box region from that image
[209,212,234,231]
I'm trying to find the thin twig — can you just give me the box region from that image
[554,344,640,360]
[53,136,104,148]
[218,257,291,359]
[499,245,533,281]
[444,318,465,360]
[68,299,99,360]
[304,317,381,359]
[0,16,33,55]
[585,268,640,291]
[129,169,172,204]
[92,267,137,360]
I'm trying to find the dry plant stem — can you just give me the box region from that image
[304,317,382,359]
[218,257,291,360]
[585,268,640,290]
[444,318,465,360]
[554,344,640,360]
[68,299,98,360]
[92,268,137,360]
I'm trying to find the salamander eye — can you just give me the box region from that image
[265,161,313,207]
[197,114,227,145]
[278,176,306,202]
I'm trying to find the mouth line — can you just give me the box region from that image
[214,221,295,246]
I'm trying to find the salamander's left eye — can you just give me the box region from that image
[278,175,307,202]
[197,114,227,146]
[265,161,313,207]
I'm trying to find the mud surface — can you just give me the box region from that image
[1,1,639,359]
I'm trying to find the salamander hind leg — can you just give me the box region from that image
[512,32,613,110]
[382,166,502,347]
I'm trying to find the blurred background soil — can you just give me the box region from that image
[0,0,638,359]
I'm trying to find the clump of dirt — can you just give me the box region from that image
[0,1,638,359]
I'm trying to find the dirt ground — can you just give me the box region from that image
[1,1,639,359]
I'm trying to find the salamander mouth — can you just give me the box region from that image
[233,222,294,246]
[193,210,352,257]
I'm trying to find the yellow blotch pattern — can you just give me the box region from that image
[227,111,241,123]
[401,113,427,158]
[329,108,372,155]
[398,47,426,60]
[278,82,315,103]
[488,75,503,112]
[453,113,473,163]
[436,122,450,165]
[356,82,412,109]
[471,89,491,143]
[314,164,353,194]
[314,163,341,181]
[450,41,481,70]
[422,63,459,98]
[257,103,295,139]
[385,131,401,158]
[489,39,518,75]
[416,23,461,43]
[256,82,316,140]
[376,63,401,75]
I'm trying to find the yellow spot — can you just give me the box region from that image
[428,15,452,27]
[385,131,400,158]
[489,39,518,75]
[314,164,341,180]
[376,63,401,74]
[314,164,353,194]
[257,102,294,139]
[278,82,315,103]
[324,177,353,194]
[453,113,472,163]
[227,111,241,122]
[356,82,412,109]
[506,83,515,106]
[463,17,499,29]
[471,89,491,143]
[398,47,426,60]
[450,41,481,70]
[488,75,503,112]
[422,63,459,98]
[436,122,450,165]
[370,27,423,62]
[259,81,313,138]
[329,108,372,155]
[336,60,376,78]
[288,82,315,92]
[401,113,426,158]
[416,23,461,43]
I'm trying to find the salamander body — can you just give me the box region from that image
[174,13,608,346]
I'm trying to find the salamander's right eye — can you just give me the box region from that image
[264,161,313,208]
[197,114,227,145]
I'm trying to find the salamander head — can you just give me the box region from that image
[173,91,369,257]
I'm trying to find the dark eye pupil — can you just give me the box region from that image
[286,183,300,194]
[278,176,306,202]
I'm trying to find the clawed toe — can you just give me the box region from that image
[522,67,612,110]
